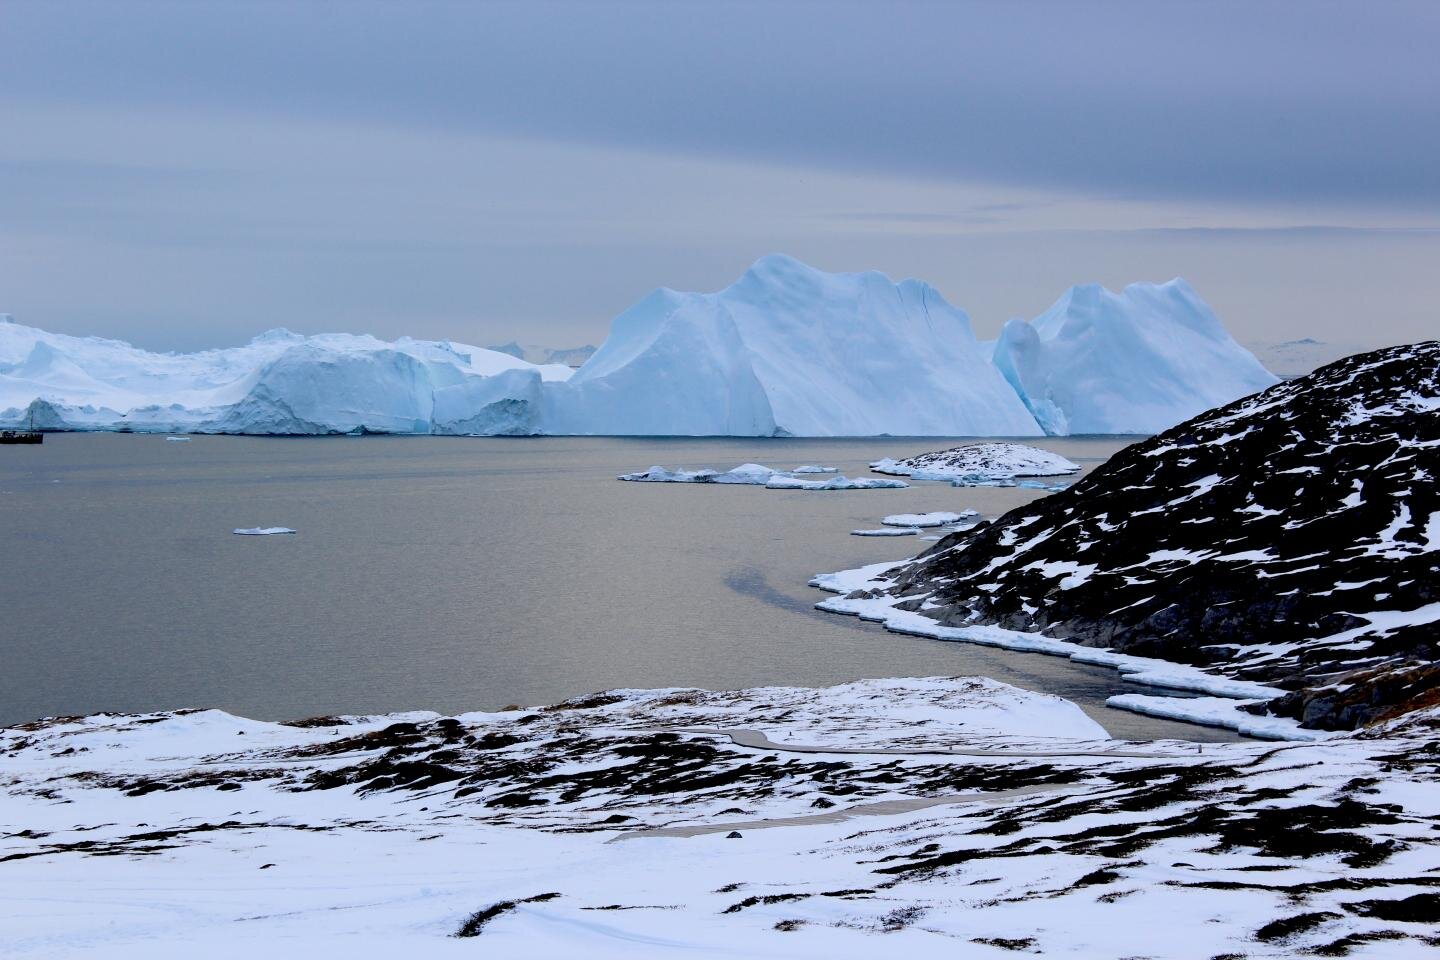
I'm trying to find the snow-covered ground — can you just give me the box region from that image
[4,681,1436,959]
[1,257,1279,437]
[809,560,1320,740]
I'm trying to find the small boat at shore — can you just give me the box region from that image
[0,410,43,444]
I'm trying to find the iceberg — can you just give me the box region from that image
[852,527,920,537]
[0,260,1278,438]
[542,254,1043,437]
[0,320,571,436]
[991,279,1277,435]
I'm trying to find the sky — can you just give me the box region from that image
[1,0,1437,353]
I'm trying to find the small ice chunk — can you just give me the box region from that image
[165,436,191,442]
[851,527,919,537]
[793,465,839,474]
[233,527,297,536]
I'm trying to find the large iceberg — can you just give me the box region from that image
[542,254,1044,437]
[0,318,571,435]
[1,260,1279,437]
[991,279,1277,435]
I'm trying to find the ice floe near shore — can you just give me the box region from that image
[881,510,977,528]
[619,464,908,490]
[617,463,779,484]
[764,474,907,490]
[4,680,1437,958]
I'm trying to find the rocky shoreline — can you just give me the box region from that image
[823,343,1440,731]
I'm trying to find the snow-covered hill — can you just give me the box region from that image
[819,342,1440,732]
[4,682,1438,958]
[1,258,1280,436]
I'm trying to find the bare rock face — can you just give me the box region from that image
[876,342,1440,730]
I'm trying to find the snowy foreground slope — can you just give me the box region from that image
[817,342,1440,733]
[1,258,1273,436]
[3,680,1438,959]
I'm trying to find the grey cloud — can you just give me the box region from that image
[2,0,1437,209]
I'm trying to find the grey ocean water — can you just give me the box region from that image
[0,434,1239,740]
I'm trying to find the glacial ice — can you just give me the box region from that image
[0,258,1279,438]
[542,254,1043,437]
[233,527,297,536]
[852,528,920,537]
[991,279,1278,435]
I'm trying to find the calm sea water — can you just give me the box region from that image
[1,434,1240,740]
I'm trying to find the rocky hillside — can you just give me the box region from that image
[873,342,1440,730]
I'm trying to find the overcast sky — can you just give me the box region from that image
[2,0,1437,352]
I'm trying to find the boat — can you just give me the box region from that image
[0,408,44,444]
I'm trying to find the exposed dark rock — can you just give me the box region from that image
[863,343,1440,730]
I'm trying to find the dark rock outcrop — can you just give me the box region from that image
[875,342,1440,730]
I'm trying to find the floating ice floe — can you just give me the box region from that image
[617,463,777,484]
[851,528,919,537]
[792,465,839,473]
[620,464,907,490]
[872,441,1081,483]
[233,527,297,536]
[764,474,908,490]
[881,510,978,528]
[164,436,190,442]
